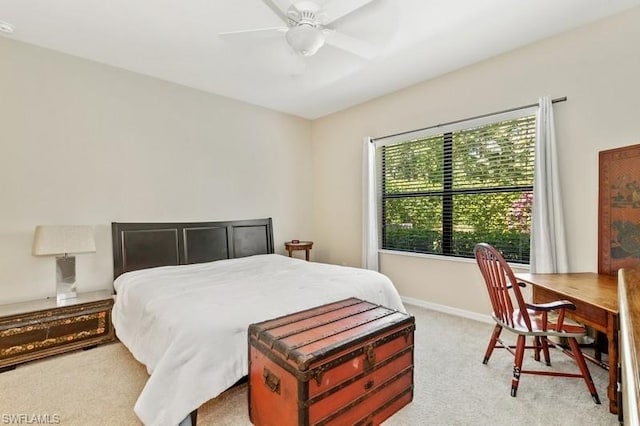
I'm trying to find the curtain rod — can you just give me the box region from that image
[371,96,567,142]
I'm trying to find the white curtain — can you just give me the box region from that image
[362,137,379,271]
[530,96,569,273]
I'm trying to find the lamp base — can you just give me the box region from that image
[56,256,77,302]
[56,282,77,302]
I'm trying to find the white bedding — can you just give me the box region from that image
[112,253,405,426]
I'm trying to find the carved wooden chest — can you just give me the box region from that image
[249,298,414,426]
[0,291,115,372]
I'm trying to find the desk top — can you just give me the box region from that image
[515,272,618,314]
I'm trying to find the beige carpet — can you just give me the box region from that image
[0,305,617,425]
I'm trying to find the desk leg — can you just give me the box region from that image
[607,313,619,414]
[305,249,310,261]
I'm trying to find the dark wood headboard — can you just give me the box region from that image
[111,218,274,279]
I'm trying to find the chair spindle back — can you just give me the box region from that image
[474,243,532,331]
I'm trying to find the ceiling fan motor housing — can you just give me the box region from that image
[297,10,319,27]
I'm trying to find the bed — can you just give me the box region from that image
[111,218,406,426]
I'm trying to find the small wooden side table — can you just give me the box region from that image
[284,241,313,261]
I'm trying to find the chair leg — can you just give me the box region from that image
[534,336,541,362]
[541,337,551,366]
[567,337,601,404]
[483,324,502,364]
[511,334,526,397]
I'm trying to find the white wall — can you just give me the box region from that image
[311,8,640,316]
[3,8,639,312]
[0,38,313,304]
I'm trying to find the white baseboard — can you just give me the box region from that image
[401,295,493,324]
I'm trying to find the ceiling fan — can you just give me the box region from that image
[219,0,379,59]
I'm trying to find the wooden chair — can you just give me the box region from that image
[474,243,600,403]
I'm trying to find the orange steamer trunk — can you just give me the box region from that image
[248,298,415,426]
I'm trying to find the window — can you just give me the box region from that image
[378,112,536,263]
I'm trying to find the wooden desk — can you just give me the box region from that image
[515,273,618,414]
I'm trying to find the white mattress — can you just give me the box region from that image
[112,254,405,426]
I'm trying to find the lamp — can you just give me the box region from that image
[33,225,96,302]
[286,24,325,57]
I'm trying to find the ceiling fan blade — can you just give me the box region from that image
[261,0,295,24]
[323,30,378,59]
[218,27,288,41]
[322,0,376,25]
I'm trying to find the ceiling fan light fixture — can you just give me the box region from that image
[286,24,325,57]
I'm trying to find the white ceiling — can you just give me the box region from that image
[1,0,638,119]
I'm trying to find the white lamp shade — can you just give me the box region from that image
[33,225,96,256]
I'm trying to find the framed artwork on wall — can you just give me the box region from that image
[598,143,640,275]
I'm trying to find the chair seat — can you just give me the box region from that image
[494,309,586,337]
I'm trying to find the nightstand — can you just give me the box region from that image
[284,241,313,261]
[0,290,115,372]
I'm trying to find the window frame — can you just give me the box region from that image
[373,106,538,263]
